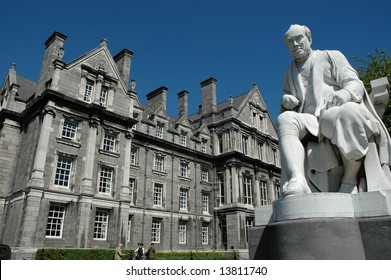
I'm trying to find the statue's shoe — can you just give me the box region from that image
[338,183,358,194]
[282,178,311,197]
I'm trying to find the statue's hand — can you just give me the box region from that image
[326,90,351,109]
[281,95,300,110]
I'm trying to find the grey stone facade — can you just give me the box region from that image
[0,31,280,257]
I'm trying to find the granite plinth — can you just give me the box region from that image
[249,191,391,259]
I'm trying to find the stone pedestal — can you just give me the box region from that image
[249,191,391,259]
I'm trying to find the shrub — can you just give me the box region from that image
[35,249,234,260]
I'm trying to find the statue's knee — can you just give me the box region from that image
[338,103,362,121]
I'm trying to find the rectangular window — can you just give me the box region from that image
[129,178,137,204]
[179,188,188,210]
[54,155,73,187]
[103,132,116,152]
[180,134,186,146]
[46,204,65,238]
[274,182,281,201]
[260,180,268,205]
[202,223,209,244]
[126,215,132,243]
[258,143,264,160]
[201,141,207,153]
[61,119,77,140]
[130,147,138,165]
[242,135,248,155]
[151,218,161,243]
[99,166,114,194]
[84,80,93,103]
[156,123,164,139]
[252,111,257,127]
[180,162,188,177]
[218,174,225,205]
[259,115,264,131]
[201,169,209,182]
[178,222,187,244]
[243,176,253,205]
[218,134,223,154]
[100,86,108,106]
[94,209,109,240]
[202,193,209,213]
[154,155,165,172]
[153,183,163,206]
[272,149,277,165]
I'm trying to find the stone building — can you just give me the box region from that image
[0,31,280,257]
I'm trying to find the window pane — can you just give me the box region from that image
[153,183,163,206]
[100,86,108,106]
[94,210,109,240]
[84,81,93,102]
[99,166,113,194]
[61,119,77,140]
[46,205,65,238]
[54,156,72,187]
[151,218,161,243]
[179,222,186,244]
[103,133,116,152]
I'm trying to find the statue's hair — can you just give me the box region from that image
[284,24,312,42]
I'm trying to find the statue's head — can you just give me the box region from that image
[284,24,312,62]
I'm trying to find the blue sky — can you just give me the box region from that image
[1,0,390,121]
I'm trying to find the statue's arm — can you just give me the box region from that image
[327,50,365,103]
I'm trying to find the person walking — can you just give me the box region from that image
[113,243,124,260]
[145,243,156,260]
[133,242,144,260]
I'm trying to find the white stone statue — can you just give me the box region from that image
[278,24,391,197]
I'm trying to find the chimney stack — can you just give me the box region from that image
[200,77,217,115]
[37,31,67,94]
[113,48,134,89]
[177,90,189,118]
[146,86,168,112]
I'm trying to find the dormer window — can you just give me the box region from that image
[180,132,187,146]
[79,67,116,109]
[84,80,94,103]
[201,139,207,153]
[156,122,164,139]
[99,86,108,106]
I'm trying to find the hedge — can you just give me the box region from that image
[35,248,235,260]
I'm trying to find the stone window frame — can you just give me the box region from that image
[151,218,162,243]
[52,151,77,190]
[45,204,66,239]
[97,164,115,195]
[201,223,209,244]
[93,208,110,240]
[178,187,189,211]
[78,66,117,109]
[243,174,253,205]
[202,192,209,213]
[130,146,139,166]
[152,181,165,208]
[178,221,187,244]
[129,177,137,205]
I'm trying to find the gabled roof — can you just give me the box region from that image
[0,65,37,102]
[15,74,37,101]
[65,39,129,95]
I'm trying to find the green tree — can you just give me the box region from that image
[354,49,391,134]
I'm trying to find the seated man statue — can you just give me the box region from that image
[278,24,391,197]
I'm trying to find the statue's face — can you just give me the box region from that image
[285,26,312,61]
